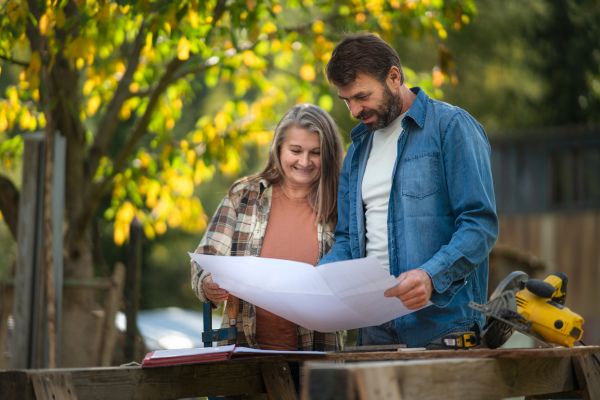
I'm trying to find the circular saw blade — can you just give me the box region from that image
[490,271,529,301]
[482,271,528,349]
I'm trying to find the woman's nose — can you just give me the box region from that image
[300,152,310,165]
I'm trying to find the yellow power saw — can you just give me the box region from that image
[469,271,585,348]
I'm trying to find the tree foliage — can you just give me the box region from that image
[0,0,476,249]
[423,0,600,132]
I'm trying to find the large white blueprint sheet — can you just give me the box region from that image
[189,253,430,332]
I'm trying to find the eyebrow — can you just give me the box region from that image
[337,90,372,101]
[288,144,321,150]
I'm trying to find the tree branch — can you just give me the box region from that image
[73,56,185,241]
[86,18,148,183]
[0,53,29,67]
[0,174,20,241]
[69,0,230,241]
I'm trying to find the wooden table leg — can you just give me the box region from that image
[31,371,78,400]
[572,354,600,400]
[260,361,299,400]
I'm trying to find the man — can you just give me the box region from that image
[318,33,499,348]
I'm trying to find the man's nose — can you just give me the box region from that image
[348,102,362,118]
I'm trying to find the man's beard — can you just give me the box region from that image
[356,84,402,131]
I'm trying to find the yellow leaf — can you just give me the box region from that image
[116,202,136,224]
[28,116,37,131]
[114,223,126,246]
[119,103,131,120]
[356,13,366,24]
[167,209,181,227]
[83,79,95,95]
[214,110,228,131]
[220,147,240,175]
[39,14,50,36]
[129,82,140,93]
[38,110,45,126]
[242,50,257,67]
[155,220,167,235]
[8,87,18,105]
[177,37,190,60]
[186,149,196,165]
[272,4,282,13]
[0,112,7,132]
[432,68,445,87]
[312,21,324,35]
[143,222,155,240]
[189,10,199,28]
[19,109,31,130]
[173,98,182,110]
[87,95,101,115]
[261,22,277,35]
[300,64,316,81]
[165,117,175,130]
[237,101,249,117]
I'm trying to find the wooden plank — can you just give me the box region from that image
[0,370,35,399]
[12,133,44,369]
[51,132,67,366]
[99,262,126,366]
[0,281,13,368]
[572,355,600,400]
[303,356,578,400]
[124,218,143,362]
[2,347,600,400]
[68,362,266,400]
[260,362,298,400]
[354,363,403,400]
[301,367,357,400]
[31,371,78,400]
[322,345,600,362]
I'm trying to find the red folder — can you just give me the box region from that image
[141,345,236,368]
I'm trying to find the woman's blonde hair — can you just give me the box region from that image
[231,103,344,228]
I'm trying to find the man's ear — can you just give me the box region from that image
[387,66,403,88]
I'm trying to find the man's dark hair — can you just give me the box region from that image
[326,32,403,87]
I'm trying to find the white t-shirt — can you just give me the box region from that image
[361,113,406,272]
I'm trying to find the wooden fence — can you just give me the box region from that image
[491,210,600,345]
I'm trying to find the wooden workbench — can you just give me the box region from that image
[1,345,599,400]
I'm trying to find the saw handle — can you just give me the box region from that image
[525,279,555,299]
[526,272,569,304]
[226,295,239,327]
[547,272,568,305]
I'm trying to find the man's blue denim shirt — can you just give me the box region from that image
[319,87,499,348]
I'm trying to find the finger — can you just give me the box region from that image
[204,282,221,290]
[206,291,229,302]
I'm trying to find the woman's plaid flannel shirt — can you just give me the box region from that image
[191,179,344,350]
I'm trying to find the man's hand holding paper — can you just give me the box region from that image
[384,269,433,310]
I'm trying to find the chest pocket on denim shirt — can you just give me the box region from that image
[401,152,440,199]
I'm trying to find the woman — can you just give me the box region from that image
[191,103,345,354]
